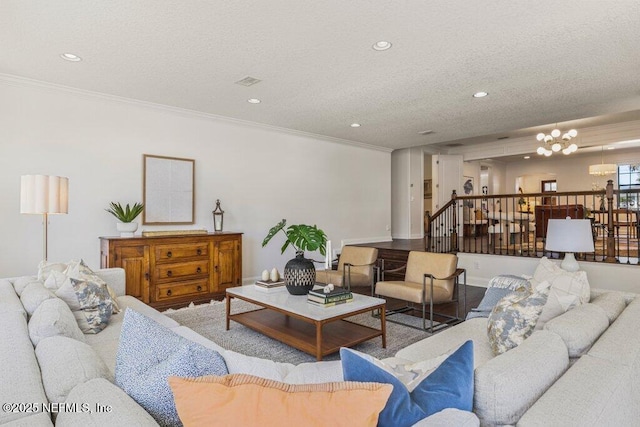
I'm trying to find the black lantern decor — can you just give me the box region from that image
[212,199,224,232]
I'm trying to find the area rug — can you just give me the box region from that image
[164,299,436,365]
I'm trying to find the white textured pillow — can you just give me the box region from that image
[530,257,590,306]
[44,270,68,291]
[28,298,85,346]
[37,260,68,282]
[36,336,112,403]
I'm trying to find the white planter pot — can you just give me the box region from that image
[116,222,138,237]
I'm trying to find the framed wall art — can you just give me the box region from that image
[143,154,195,224]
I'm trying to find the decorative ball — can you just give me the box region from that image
[261,270,270,281]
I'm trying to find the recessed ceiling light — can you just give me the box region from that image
[473,91,488,98]
[372,41,392,51]
[418,130,434,135]
[607,147,615,150]
[524,156,531,159]
[350,123,361,128]
[60,53,81,62]
[247,98,261,104]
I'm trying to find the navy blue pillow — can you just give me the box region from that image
[341,340,474,427]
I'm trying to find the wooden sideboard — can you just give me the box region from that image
[100,232,242,310]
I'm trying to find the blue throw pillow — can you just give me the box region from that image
[341,340,474,427]
[115,309,228,427]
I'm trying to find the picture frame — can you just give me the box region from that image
[424,179,432,198]
[143,154,195,225]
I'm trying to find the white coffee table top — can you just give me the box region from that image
[226,285,385,321]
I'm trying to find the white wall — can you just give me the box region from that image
[409,147,423,238]
[0,78,392,279]
[391,149,409,238]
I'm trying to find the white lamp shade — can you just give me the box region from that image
[589,163,617,176]
[20,175,69,214]
[545,218,594,253]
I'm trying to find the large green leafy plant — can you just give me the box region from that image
[262,219,327,256]
[105,202,144,223]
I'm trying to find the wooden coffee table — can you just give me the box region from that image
[226,286,386,361]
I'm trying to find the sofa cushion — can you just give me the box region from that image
[283,360,344,384]
[169,374,392,427]
[487,281,550,355]
[587,297,640,366]
[0,279,27,317]
[28,298,85,346]
[222,348,293,381]
[474,330,569,426]
[590,291,627,324]
[0,311,49,425]
[115,309,228,427]
[411,409,479,427]
[341,341,474,427]
[20,282,55,316]
[55,378,158,427]
[12,275,39,296]
[35,336,111,403]
[396,318,493,369]
[0,413,53,426]
[543,303,609,358]
[517,355,638,427]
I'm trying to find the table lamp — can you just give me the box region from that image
[20,175,69,261]
[544,217,594,272]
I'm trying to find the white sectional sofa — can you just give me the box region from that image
[1,268,639,426]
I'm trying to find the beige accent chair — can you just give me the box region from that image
[374,251,465,332]
[315,246,378,293]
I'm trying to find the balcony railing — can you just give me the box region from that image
[426,180,640,265]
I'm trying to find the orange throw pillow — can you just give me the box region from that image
[169,373,392,427]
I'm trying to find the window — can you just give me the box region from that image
[617,165,640,208]
[541,180,557,192]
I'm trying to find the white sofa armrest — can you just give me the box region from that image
[95,268,126,296]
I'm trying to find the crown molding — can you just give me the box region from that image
[0,73,393,154]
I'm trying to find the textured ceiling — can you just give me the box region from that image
[2,1,640,151]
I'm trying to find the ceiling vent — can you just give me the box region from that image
[235,76,262,87]
[497,136,510,140]
[446,143,464,147]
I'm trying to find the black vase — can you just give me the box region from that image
[284,251,316,295]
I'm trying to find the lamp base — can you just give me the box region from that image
[560,253,580,272]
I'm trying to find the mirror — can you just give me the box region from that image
[143,154,195,224]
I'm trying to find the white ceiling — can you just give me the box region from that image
[2,1,640,152]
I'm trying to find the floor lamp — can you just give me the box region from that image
[20,175,69,261]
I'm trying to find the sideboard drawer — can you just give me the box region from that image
[155,260,209,281]
[155,243,209,262]
[156,279,209,301]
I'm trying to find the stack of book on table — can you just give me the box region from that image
[307,286,353,307]
[254,279,285,291]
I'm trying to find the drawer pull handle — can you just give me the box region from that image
[167,290,172,296]
[167,251,172,258]
[167,270,173,277]
[197,249,202,255]
[196,267,202,273]
[197,285,202,291]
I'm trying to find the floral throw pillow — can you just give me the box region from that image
[65,259,121,314]
[487,280,551,355]
[69,278,113,334]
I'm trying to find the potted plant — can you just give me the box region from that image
[106,202,144,237]
[262,219,327,295]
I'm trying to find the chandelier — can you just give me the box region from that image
[589,146,617,176]
[535,128,578,156]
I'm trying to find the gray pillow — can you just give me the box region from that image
[115,309,228,427]
[466,276,530,320]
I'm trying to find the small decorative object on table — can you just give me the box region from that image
[307,284,353,306]
[105,202,144,237]
[212,199,224,232]
[262,219,327,295]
